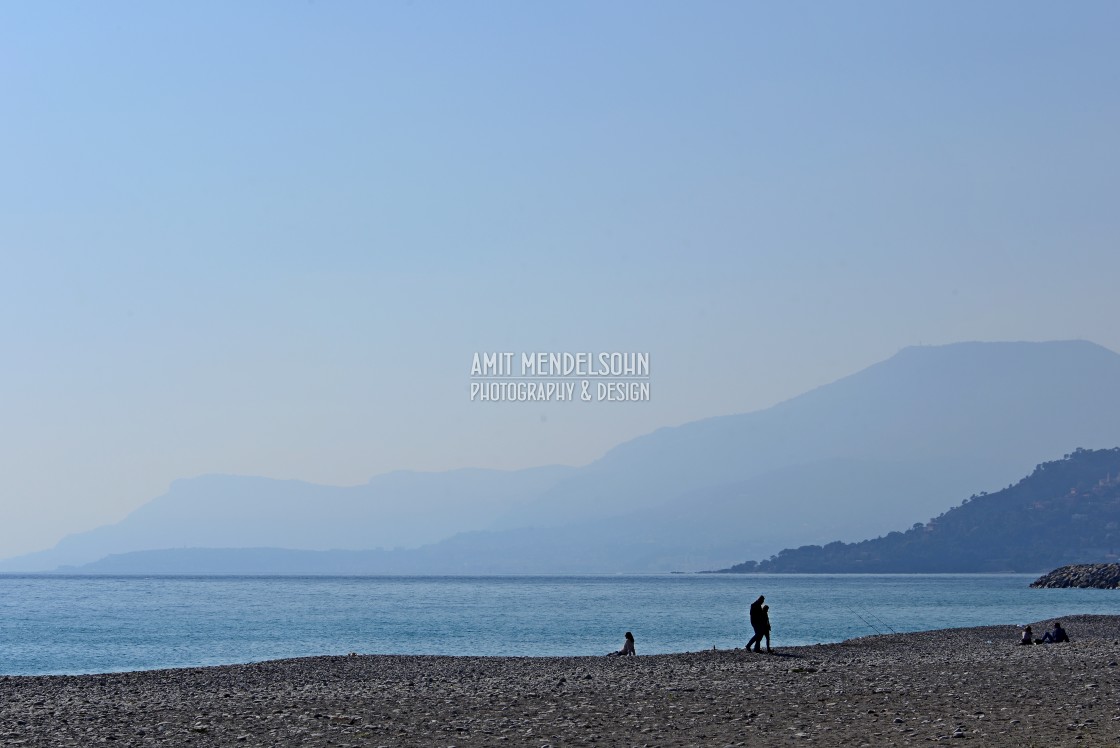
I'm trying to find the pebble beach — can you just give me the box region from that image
[4,614,1120,747]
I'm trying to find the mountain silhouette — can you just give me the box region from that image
[716,447,1120,572]
[7,340,1120,573]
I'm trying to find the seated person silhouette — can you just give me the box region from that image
[608,631,636,657]
[1040,621,1069,643]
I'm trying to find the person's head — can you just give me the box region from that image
[1054,621,1062,629]
[763,605,769,612]
[1024,626,1032,632]
[625,631,634,641]
[756,595,765,603]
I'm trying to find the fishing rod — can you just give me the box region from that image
[861,607,898,635]
[845,605,882,636]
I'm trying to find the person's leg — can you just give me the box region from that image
[764,631,771,652]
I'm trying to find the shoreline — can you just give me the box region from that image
[4,614,1120,746]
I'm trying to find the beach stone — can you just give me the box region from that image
[6,615,1120,747]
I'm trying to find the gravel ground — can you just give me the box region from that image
[3,614,1120,747]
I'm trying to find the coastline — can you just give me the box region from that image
[3,614,1119,747]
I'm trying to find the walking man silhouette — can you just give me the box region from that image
[746,595,766,652]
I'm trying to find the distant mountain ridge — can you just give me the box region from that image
[7,340,1120,574]
[717,448,1120,573]
[0,467,573,572]
[493,340,1120,529]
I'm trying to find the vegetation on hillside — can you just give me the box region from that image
[720,448,1120,573]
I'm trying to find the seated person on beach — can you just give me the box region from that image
[1020,625,1035,645]
[1040,621,1070,643]
[607,631,636,657]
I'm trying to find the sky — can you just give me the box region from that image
[2,1,1119,559]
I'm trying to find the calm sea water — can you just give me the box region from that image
[3,574,1120,676]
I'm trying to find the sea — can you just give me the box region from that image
[3,573,1120,676]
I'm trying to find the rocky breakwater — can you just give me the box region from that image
[1032,563,1120,588]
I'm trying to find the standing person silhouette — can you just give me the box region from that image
[746,595,766,652]
[760,604,772,653]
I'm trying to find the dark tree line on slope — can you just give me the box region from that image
[721,447,1120,573]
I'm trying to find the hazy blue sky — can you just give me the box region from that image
[2,2,1119,558]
